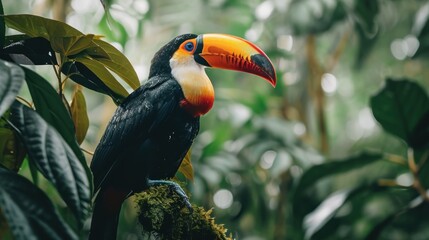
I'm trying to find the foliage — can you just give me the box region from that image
[0,7,139,239]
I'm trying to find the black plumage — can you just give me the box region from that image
[89,34,200,240]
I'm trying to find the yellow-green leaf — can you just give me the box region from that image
[93,39,140,90]
[3,14,83,40]
[3,15,110,60]
[75,56,129,98]
[70,87,89,145]
[178,149,194,181]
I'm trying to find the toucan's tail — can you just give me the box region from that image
[89,187,129,240]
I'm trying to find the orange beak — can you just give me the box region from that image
[194,34,276,87]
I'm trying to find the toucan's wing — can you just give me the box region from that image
[91,76,183,191]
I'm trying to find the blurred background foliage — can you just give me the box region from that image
[3,0,429,239]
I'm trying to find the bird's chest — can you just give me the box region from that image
[174,68,215,117]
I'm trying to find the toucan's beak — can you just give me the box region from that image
[194,34,277,87]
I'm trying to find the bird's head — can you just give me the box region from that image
[149,33,276,116]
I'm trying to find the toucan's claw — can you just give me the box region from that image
[147,179,192,211]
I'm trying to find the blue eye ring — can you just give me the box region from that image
[184,42,194,51]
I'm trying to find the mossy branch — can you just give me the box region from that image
[134,184,232,240]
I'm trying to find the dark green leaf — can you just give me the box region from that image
[23,67,93,194]
[292,152,382,222]
[370,79,429,148]
[0,60,24,116]
[353,0,379,35]
[75,56,129,98]
[0,37,56,65]
[353,0,380,68]
[308,184,408,240]
[0,168,77,240]
[365,194,428,239]
[0,1,4,47]
[24,68,75,146]
[9,101,91,226]
[294,152,382,195]
[66,61,126,104]
[92,39,140,90]
[409,111,429,149]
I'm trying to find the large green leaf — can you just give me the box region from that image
[23,68,93,182]
[92,39,140,90]
[353,0,380,67]
[24,68,75,145]
[370,79,429,149]
[63,61,125,104]
[9,101,91,226]
[0,168,77,240]
[75,56,129,98]
[307,184,414,240]
[0,60,24,116]
[292,152,382,221]
[1,36,56,65]
[3,14,82,40]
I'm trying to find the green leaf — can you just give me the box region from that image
[75,56,129,98]
[370,79,429,148]
[23,67,93,193]
[353,0,379,35]
[307,184,409,240]
[1,36,56,65]
[98,14,129,47]
[292,152,382,222]
[24,68,75,145]
[64,61,126,104]
[9,102,91,226]
[3,14,83,40]
[17,67,93,211]
[92,39,140,90]
[177,149,194,181]
[0,60,24,116]
[0,168,77,240]
[70,87,89,145]
[0,1,5,47]
[353,0,380,68]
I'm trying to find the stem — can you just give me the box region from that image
[326,30,350,72]
[52,64,63,97]
[306,35,328,154]
[384,153,407,166]
[81,148,94,155]
[15,96,33,108]
[408,148,429,202]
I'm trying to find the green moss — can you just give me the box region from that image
[134,184,232,240]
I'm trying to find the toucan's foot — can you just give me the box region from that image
[147,179,192,210]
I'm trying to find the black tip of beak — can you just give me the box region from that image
[251,54,277,86]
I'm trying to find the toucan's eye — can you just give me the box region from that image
[184,42,194,52]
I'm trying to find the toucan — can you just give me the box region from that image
[89,33,276,240]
